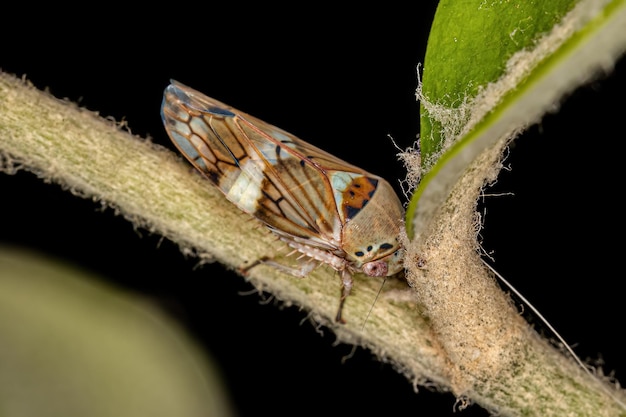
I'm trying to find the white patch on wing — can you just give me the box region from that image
[225,159,265,212]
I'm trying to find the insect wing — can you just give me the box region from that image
[161,81,375,250]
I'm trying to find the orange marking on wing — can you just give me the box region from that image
[341,176,378,220]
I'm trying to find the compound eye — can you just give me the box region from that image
[362,261,388,277]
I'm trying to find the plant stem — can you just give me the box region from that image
[1,70,625,415]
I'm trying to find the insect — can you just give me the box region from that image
[161,81,405,323]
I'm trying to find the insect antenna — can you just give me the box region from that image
[361,277,387,330]
[482,259,626,409]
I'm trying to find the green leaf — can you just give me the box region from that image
[420,0,578,157]
[406,0,626,238]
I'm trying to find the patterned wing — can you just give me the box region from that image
[161,81,379,250]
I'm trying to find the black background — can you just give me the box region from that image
[1,4,624,416]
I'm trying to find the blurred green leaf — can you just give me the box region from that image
[0,246,234,417]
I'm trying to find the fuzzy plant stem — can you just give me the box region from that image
[1,71,625,416]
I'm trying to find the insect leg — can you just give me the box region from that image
[239,256,271,275]
[336,269,354,323]
[240,256,317,278]
[243,257,352,323]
